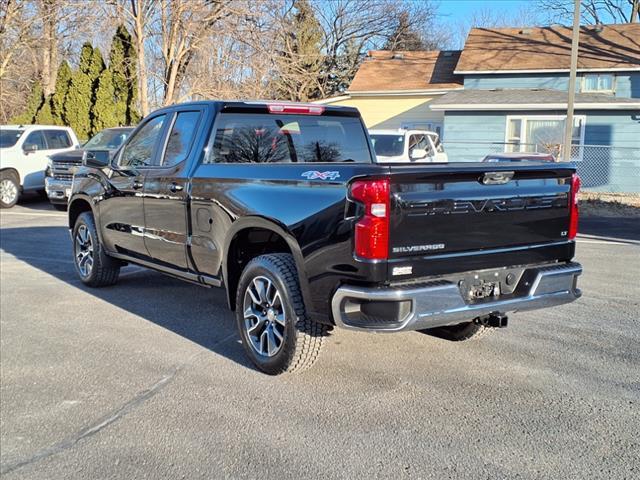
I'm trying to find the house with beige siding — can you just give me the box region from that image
[317,50,463,136]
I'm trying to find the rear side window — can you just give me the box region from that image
[0,130,24,148]
[205,113,372,164]
[23,130,46,151]
[119,115,166,168]
[43,130,72,149]
[163,111,201,166]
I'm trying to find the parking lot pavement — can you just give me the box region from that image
[1,201,639,480]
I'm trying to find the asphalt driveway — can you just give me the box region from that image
[1,201,638,479]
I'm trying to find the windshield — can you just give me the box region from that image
[208,113,372,163]
[84,129,131,150]
[0,130,24,148]
[370,134,405,157]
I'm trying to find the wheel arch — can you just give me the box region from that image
[68,195,95,230]
[1,168,21,185]
[223,217,311,312]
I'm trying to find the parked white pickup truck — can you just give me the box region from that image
[0,125,79,208]
[369,129,448,163]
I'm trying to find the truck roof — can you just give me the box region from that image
[150,100,362,117]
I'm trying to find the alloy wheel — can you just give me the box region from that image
[243,276,286,357]
[75,224,94,277]
[0,179,18,205]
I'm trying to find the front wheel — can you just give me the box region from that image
[73,212,120,287]
[0,172,20,208]
[236,254,327,375]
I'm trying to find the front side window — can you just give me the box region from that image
[84,129,132,150]
[582,73,614,92]
[119,115,166,168]
[369,134,405,157]
[0,130,24,148]
[206,113,372,164]
[23,130,46,151]
[164,111,201,166]
[409,134,431,157]
[43,130,72,149]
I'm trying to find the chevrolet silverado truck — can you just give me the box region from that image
[68,101,582,375]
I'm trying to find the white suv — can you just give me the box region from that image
[0,125,79,208]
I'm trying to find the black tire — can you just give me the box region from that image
[72,212,120,287]
[421,319,494,341]
[52,203,67,211]
[236,253,327,375]
[0,171,20,208]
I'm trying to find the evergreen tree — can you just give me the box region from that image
[109,25,140,126]
[11,83,44,124]
[91,68,118,132]
[65,43,95,140]
[384,12,427,51]
[65,43,105,139]
[35,96,55,124]
[277,0,324,101]
[51,61,73,125]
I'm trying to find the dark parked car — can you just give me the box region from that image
[68,101,582,375]
[45,127,134,210]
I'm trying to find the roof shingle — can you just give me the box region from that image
[456,24,640,73]
[348,50,463,92]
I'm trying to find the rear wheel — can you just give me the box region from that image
[421,319,494,341]
[0,172,20,208]
[73,212,120,287]
[236,253,327,375]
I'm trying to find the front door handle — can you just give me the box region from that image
[169,182,184,193]
[132,180,144,190]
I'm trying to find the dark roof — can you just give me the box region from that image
[456,24,640,72]
[348,50,463,92]
[429,88,640,110]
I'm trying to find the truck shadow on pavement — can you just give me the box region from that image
[0,225,258,371]
[579,216,640,242]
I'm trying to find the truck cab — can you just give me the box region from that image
[0,125,79,208]
[369,128,448,163]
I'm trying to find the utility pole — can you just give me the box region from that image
[563,0,581,161]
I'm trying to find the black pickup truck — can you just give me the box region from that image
[68,101,582,375]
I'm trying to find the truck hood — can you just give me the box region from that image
[49,149,84,163]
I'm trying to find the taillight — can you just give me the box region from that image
[267,103,325,115]
[350,179,390,260]
[568,173,581,240]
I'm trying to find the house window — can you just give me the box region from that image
[505,115,585,159]
[582,73,614,93]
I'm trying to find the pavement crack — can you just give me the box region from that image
[0,333,235,476]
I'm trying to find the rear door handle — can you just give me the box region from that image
[169,182,184,193]
[132,180,143,190]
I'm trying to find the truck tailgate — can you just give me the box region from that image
[388,163,576,278]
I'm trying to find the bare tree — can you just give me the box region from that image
[109,0,156,116]
[538,0,639,24]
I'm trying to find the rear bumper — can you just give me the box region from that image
[45,177,72,203]
[331,262,582,332]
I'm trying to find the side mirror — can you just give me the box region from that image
[409,148,428,160]
[23,144,37,154]
[83,149,111,168]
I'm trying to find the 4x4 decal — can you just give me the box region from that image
[301,171,340,181]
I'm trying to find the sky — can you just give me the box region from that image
[437,0,533,22]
